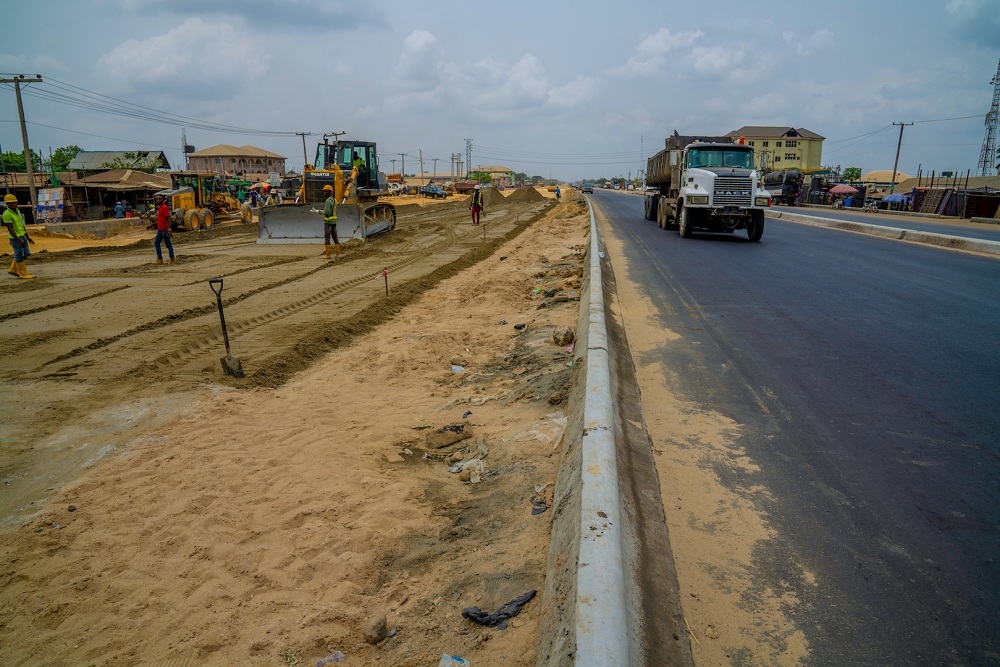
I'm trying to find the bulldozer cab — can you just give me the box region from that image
[315,141,378,189]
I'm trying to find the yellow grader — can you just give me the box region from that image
[155,172,246,231]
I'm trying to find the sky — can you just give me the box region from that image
[2,0,999,182]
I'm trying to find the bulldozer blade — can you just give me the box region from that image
[256,203,395,244]
[221,354,245,378]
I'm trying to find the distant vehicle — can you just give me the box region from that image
[422,184,448,199]
[387,182,402,195]
[581,184,594,194]
[762,169,802,206]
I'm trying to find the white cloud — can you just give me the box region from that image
[783,28,835,57]
[548,76,597,109]
[622,28,703,76]
[96,18,262,99]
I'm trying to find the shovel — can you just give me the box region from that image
[209,278,245,378]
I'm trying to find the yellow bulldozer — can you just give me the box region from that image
[256,134,395,244]
[154,172,246,232]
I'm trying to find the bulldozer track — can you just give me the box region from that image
[0,285,131,323]
[21,199,553,386]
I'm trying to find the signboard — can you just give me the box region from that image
[36,187,64,223]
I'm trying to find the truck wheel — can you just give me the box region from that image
[202,209,214,230]
[678,207,692,238]
[183,209,199,231]
[240,203,252,224]
[747,211,764,242]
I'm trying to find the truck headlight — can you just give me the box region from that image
[755,196,770,207]
[688,195,709,205]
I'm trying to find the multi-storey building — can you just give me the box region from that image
[726,126,824,172]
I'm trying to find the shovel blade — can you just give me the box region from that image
[221,354,245,378]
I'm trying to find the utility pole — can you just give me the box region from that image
[1,74,43,212]
[464,139,473,179]
[398,153,407,180]
[419,149,424,182]
[390,159,397,174]
[431,157,439,180]
[889,122,913,194]
[295,132,311,169]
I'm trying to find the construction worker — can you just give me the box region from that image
[147,194,176,265]
[470,185,484,225]
[3,193,34,279]
[318,184,340,260]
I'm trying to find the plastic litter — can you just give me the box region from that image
[438,656,470,667]
[462,410,472,419]
[316,650,345,665]
[451,365,465,373]
[531,496,548,515]
[462,590,537,629]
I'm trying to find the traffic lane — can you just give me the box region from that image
[773,206,1000,242]
[596,192,1000,664]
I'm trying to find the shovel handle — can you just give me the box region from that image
[209,277,223,297]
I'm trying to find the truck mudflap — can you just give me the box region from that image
[256,202,396,244]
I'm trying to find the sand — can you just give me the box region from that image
[0,188,588,666]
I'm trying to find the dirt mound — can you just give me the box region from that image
[504,187,546,204]
[481,187,505,206]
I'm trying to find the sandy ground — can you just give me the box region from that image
[0,187,589,666]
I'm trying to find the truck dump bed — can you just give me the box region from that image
[646,134,735,187]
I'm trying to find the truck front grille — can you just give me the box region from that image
[713,177,752,207]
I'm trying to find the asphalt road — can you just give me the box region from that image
[593,191,1000,665]
[776,206,1000,242]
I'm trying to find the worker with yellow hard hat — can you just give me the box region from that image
[2,193,34,279]
[319,183,340,260]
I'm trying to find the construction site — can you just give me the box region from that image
[0,184,597,665]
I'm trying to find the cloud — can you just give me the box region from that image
[621,28,703,76]
[96,17,263,100]
[945,0,1000,48]
[782,28,835,57]
[100,0,384,32]
[0,54,66,75]
[387,32,591,123]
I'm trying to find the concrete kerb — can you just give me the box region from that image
[537,197,631,666]
[768,210,1000,257]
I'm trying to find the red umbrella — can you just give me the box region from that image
[829,184,858,195]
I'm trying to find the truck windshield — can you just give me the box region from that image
[689,149,754,169]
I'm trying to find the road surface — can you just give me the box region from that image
[594,190,1000,666]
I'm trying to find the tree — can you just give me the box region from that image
[468,171,493,184]
[843,167,862,184]
[100,151,164,173]
[0,149,43,173]
[51,145,82,172]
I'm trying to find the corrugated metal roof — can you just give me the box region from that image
[860,169,912,184]
[727,126,825,140]
[78,169,172,189]
[67,151,172,171]
[188,144,285,159]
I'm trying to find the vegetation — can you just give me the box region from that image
[467,170,494,184]
[0,149,42,173]
[843,167,862,184]
[100,151,165,173]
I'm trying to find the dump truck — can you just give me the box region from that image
[643,132,770,241]
[256,135,395,244]
[154,172,245,231]
[762,169,802,206]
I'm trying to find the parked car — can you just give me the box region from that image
[422,184,448,199]
[581,184,594,194]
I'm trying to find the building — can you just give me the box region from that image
[186,144,286,179]
[66,150,171,176]
[726,127,824,172]
[470,164,515,188]
[860,169,912,194]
